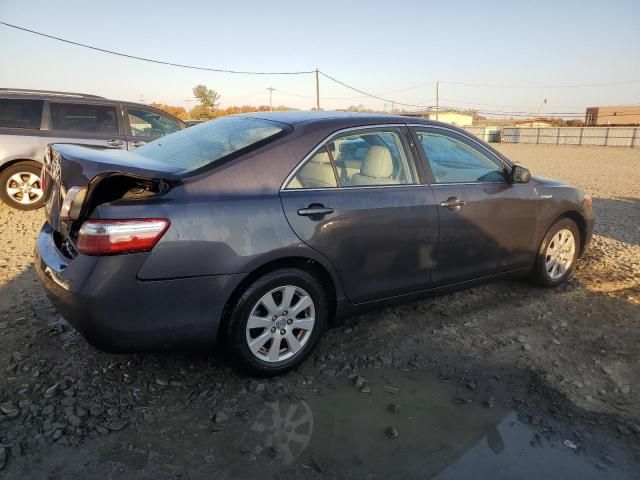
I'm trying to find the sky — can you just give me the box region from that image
[0,0,639,117]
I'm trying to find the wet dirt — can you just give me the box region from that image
[2,368,636,479]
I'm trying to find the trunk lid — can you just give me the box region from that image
[44,144,183,234]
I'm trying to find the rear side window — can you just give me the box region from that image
[285,127,419,189]
[49,103,119,134]
[0,99,43,129]
[136,116,289,172]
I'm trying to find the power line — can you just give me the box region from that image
[319,71,433,109]
[479,108,640,115]
[377,80,436,95]
[274,87,437,102]
[3,19,639,110]
[441,80,640,88]
[438,98,588,109]
[471,109,640,118]
[0,21,314,75]
[271,88,315,99]
[223,89,270,102]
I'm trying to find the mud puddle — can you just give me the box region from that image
[225,368,631,479]
[2,368,634,479]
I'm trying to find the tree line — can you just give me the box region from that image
[151,84,293,121]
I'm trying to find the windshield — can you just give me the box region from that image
[135,116,289,172]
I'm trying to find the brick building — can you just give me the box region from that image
[585,106,640,126]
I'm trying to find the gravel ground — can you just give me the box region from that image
[0,144,638,478]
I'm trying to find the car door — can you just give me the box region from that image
[280,125,439,304]
[410,126,539,286]
[46,101,127,149]
[124,105,184,150]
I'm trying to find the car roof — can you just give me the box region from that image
[0,88,160,110]
[239,111,513,169]
[240,110,438,127]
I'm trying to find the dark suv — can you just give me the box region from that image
[0,88,186,210]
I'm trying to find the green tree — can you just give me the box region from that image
[189,104,213,120]
[192,84,221,118]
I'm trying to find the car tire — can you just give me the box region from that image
[532,218,581,287]
[223,268,328,376]
[0,161,45,211]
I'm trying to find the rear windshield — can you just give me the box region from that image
[135,116,290,172]
[0,99,44,129]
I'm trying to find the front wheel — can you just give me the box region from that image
[532,218,580,287]
[0,162,45,210]
[223,268,328,375]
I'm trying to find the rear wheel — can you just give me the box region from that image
[532,218,580,287]
[224,268,327,375]
[0,162,44,210]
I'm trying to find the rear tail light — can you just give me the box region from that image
[583,194,592,207]
[60,186,86,221]
[76,218,170,255]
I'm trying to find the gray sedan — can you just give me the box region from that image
[34,112,594,375]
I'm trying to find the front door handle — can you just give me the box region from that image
[130,140,146,148]
[297,205,334,217]
[107,139,124,148]
[439,197,466,210]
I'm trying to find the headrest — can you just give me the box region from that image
[309,150,331,163]
[361,146,393,177]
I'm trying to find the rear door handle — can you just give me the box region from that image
[439,197,466,210]
[107,139,124,148]
[130,140,146,148]
[297,206,334,217]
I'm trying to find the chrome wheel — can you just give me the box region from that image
[6,171,43,206]
[545,228,576,280]
[245,285,316,363]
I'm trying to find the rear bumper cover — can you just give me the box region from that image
[34,222,244,352]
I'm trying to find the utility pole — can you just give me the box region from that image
[315,68,320,111]
[267,87,275,111]
[435,80,439,121]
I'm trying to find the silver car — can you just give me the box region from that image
[0,88,186,210]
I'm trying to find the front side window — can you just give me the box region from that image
[285,127,418,189]
[49,103,118,134]
[0,99,43,129]
[136,116,288,173]
[416,130,505,183]
[128,108,181,138]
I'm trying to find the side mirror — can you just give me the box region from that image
[511,165,531,184]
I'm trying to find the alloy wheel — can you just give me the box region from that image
[5,171,43,206]
[245,285,316,363]
[545,228,576,280]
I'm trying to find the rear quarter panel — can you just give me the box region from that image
[90,130,346,297]
[0,130,50,165]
